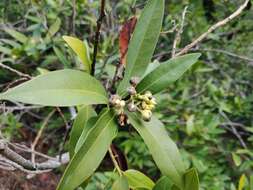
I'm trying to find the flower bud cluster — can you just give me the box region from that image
[109,94,126,115]
[129,91,156,121]
[126,77,156,121]
[109,77,156,122]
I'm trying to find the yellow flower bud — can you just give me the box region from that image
[144,91,152,99]
[119,100,126,107]
[141,110,152,121]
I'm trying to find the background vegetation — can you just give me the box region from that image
[0,0,252,189]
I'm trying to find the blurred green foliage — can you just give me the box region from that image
[0,0,253,189]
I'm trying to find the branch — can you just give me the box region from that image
[171,6,188,58]
[195,48,253,65]
[108,145,122,176]
[91,0,106,76]
[219,111,247,149]
[0,62,31,79]
[175,0,250,56]
[0,140,69,173]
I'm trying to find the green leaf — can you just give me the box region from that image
[57,109,118,190]
[128,113,185,189]
[0,69,108,106]
[63,36,91,72]
[186,115,195,136]
[53,46,69,67]
[117,0,165,95]
[124,169,154,190]
[136,53,201,94]
[250,175,253,190]
[153,176,172,190]
[4,28,28,44]
[46,18,61,38]
[0,46,12,55]
[184,168,199,190]
[112,175,129,190]
[238,174,247,190]
[232,152,242,167]
[75,116,97,153]
[69,106,96,158]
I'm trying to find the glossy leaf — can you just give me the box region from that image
[153,176,172,190]
[63,36,91,72]
[184,168,199,190]
[112,175,129,190]
[4,28,28,43]
[69,106,96,158]
[57,109,118,190]
[124,169,154,190]
[117,0,164,95]
[128,113,185,189]
[0,69,108,106]
[136,53,201,94]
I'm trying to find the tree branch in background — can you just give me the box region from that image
[194,48,253,65]
[0,62,31,79]
[71,0,77,34]
[0,140,69,173]
[175,0,250,57]
[91,0,106,76]
[171,6,188,58]
[219,111,248,149]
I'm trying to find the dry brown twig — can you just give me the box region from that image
[175,0,250,57]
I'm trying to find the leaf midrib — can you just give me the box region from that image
[2,89,107,100]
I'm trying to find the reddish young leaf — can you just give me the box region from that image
[119,17,137,65]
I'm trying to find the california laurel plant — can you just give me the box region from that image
[0,0,201,189]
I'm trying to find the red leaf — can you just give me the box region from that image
[119,16,137,66]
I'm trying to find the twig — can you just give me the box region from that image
[110,61,124,92]
[0,140,69,173]
[56,107,71,162]
[219,111,247,149]
[108,145,122,176]
[160,24,178,34]
[31,109,56,164]
[0,104,43,111]
[195,48,253,65]
[8,143,56,161]
[171,6,188,57]
[0,62,31,79]
[91,0,106,76]
[71,0,76,34]
[3,77,29,91]
[175,0,250,56]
